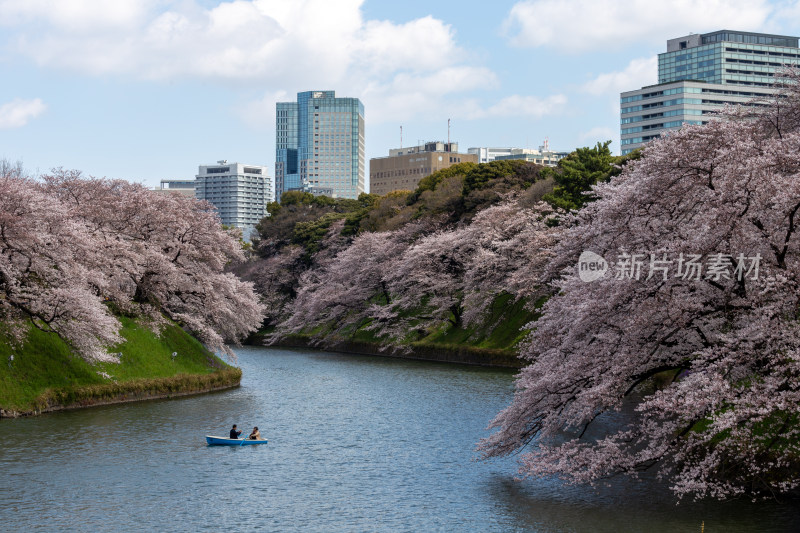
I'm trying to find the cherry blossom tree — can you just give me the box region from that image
[480,70,800,500]
[1,166,264,362]
[41,171,265,359]
[457,200,563,325]
[278,220,434,343]
[377,200,562,338]
[0,165,121,362]
[235,244,305,326]
[275,199,563,348]
[382,227,475,334]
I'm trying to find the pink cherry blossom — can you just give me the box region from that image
[0,165,264,362]
[480,69,800,500]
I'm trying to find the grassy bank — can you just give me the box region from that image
[0,317,240,417]
[251,293,540,368]
[262,333,522,368]
[415,293,539,351]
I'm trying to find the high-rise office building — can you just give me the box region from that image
[195,161,274,234]
[621,30,800,154]
[276,91,365,200]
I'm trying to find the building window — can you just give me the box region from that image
[206,167,230,174]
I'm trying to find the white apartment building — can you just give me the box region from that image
[194,161,274,233]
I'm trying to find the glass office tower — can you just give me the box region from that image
[621,30,800,154]
[659,30,800,86]
[275,91,365,200]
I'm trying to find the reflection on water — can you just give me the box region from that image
[1,346,798,532]
[487,473,800,533]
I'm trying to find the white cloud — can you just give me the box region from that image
[357,16,463,76]
[0,1,573,127]
[0,0,463,84]
[244,71,566,126]
[358,66,497,122]
[0,0,154,31]
[471,94,568,119]
[504,0,772,52]
[0,98,46,129]
[581,57,657,96]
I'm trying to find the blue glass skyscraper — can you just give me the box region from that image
[658,30,799,86]
[275,91,365,200]
[621,30,800,154]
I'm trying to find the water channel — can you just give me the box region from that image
[2,346,799,532]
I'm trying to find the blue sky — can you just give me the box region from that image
[1,0,799,189]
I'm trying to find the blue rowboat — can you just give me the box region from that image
[206,435,268,446]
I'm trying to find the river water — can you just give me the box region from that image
[1,346,799,532]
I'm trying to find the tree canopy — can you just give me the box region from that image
[254,191,377,258]
[242,160,555,331]
[542,141,639,211]
[0,165,264,362]
[480,70,800,500]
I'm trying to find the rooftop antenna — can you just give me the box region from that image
[400,125,403,149]
[447,118,451,145]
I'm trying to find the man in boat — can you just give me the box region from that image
[249,427,261,440]
[230,424,242,439]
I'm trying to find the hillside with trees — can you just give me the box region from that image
[245,70,800,500]
[0,165,264,414]
[243,148,633,359]
[239,159,569,363]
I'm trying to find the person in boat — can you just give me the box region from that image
[249,427,261,440]
[230,424,242,439]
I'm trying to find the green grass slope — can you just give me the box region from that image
[261,293,542,368]
[416,293,540,350]
[0,317,240,415]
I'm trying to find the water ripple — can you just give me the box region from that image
[1,346,798,532]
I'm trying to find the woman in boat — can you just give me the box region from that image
[249,427,261,440]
